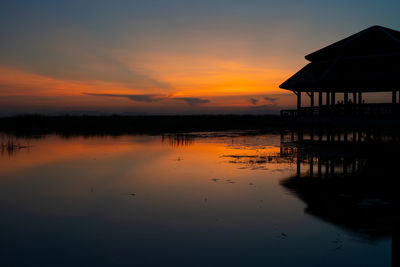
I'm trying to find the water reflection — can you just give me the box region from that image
[0,134,31,157]
[277,128,396,242]
[0,130,393,266]
[162,133,195,147]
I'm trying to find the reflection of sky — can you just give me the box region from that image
[0,0,399,114]
[0,134,391,266]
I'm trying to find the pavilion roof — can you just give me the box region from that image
[280,25,400,92]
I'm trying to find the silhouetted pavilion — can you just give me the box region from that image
[280,25,400,118]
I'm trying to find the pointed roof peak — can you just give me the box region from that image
[305,25,400,62]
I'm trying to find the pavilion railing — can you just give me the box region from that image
[281,103,399,118]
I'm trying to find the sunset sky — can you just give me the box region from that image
[1,0,399,115]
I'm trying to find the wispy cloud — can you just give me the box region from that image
[249,98,259,105]
[83,93,165,102]
[264,96,278,105]
[172,97,210,106]
[83,93,210,106]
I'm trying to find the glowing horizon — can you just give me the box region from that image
[1,0,399,115]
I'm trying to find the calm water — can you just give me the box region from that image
[0,132,392,266]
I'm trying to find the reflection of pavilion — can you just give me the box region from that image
[280,25,400,119]
[280,128,396,241]
[281,174,394,241]
[220,130,396,241]
[281,126,400,177]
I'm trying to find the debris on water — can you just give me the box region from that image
[358,198,391,206]
[249,183,254,185]
[211,178,220,182]
[204,198,207,203]
[335,244,343,250]
[281,233,287,238]
[90,187,94,193]
[128,193,136,197]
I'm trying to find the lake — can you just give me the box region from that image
[0,132,393,266]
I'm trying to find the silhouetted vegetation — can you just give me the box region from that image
[0,115,289,137]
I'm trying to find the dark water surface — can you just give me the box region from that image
[0,132,392,266]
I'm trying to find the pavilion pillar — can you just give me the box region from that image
[331,92,335,116]
[358,92,362,116]
[326,91,330,107]
[392,90,397,104]
[296,91,301,114]
[398,89,400,104]
[318,92,323,116]
[310,92,314,107]
[353,92,357,104]
[344,92,348,115]
[310,92,314,116]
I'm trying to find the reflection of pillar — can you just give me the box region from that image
[353,128,356,142]
[327,128,330,142]
[297,154,301,177]
[309,156,314,177]
[330,160,335,176]
[366,128,371,141]
[344,128,348,142]
[318,127,322,142]
[318,158,322,177]
[310,127,314,141]
[325,160,330,177]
